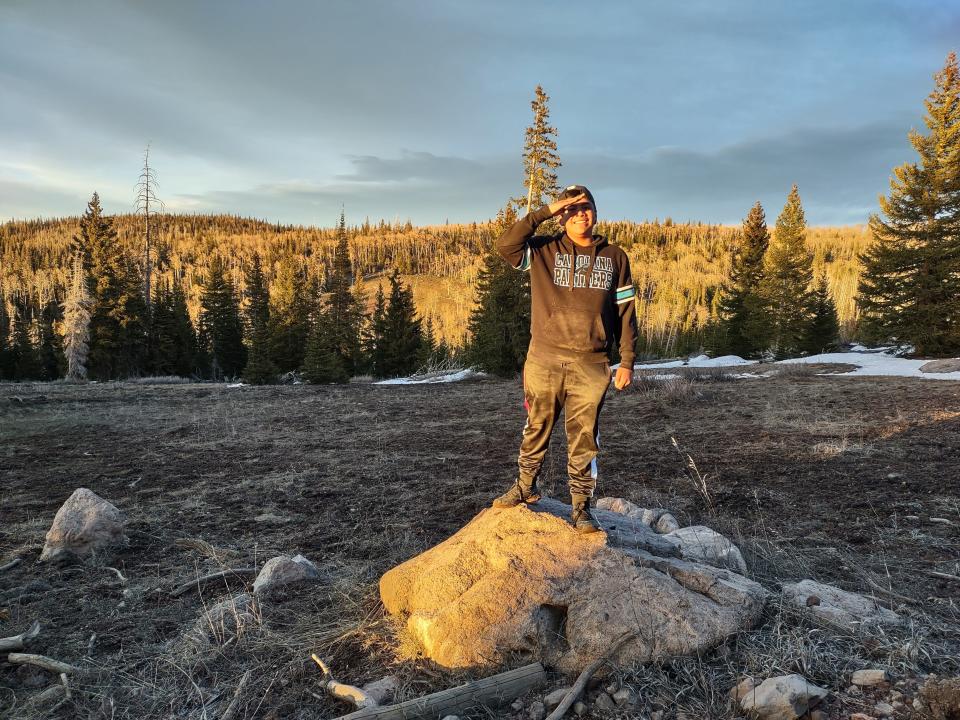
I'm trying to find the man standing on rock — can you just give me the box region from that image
[492,185,637,533]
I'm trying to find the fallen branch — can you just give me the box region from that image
[545,632,639,720]
[169,568,257,598]
[7,652,80,675]
[0,558,22,572]
[220,669,251,720]
[865,577,921,606]
[929,571,960,582]
[333,662,546,720]
[0,620,41,652]
[312,654,377,709]
[60,672,72,701]
[104,567,127,584]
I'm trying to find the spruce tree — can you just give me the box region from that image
[10,295,40,381]
[758,185,814,358]
[302,311,348,383]
[199,258,247,380]
[0,289,13,380]
[37,299,65,380]
[322,211,365,375]
[376,270,422,378]
[521,85,562,212]
[801,273,841,355]
[713,202,770,358]
[242,253,278,384]
[268,259,313,373]
[858,53,960,355]
[467,205,531,375]
[365,283,389,377]
[62,253,92,381]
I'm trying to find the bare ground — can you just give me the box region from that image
[0,370,958,719]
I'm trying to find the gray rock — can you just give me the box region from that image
[852,669,889,687]
[739,674,829,720]
[662,525,748,573]
[40,488,128,562]
[544,687,572,710]
[380,498,768,673]
[594,691,617,712]
[573,701,587,715]
[730,676,757,701]
[919,358,960,373]
[528,700,546,720]
[184,593,259,649]
[874,702,895,717]
[654,512,681,534]
[782,580,902,630]
[361,675,399,705]
[253,554,321,595]
[595,497,670,528]
[612,687,635,706]
[440,716,461,720]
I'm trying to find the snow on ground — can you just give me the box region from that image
[778,351,960,379]
[377,368,481,385]
[636,354,759,370]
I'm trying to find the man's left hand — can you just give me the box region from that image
[614,367,632,390]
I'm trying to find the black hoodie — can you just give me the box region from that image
[497,205,638,370]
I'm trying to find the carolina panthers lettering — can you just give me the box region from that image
[553,253,614,290]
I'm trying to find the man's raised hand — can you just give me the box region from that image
[547,193,590,217]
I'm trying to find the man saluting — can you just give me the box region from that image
[492,185,637,534]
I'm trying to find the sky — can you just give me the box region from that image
[2,0,958,227]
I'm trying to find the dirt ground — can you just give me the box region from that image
[1,369,958,719]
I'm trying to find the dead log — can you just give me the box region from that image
[0,620,41,652]
[545,632,639,720]
[169,568,257,598]
[333,662,546,720]
[7,652,80,675]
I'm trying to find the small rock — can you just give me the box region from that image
[441,716,461,720]
[253,554,321,596]
[544,687,572,710]
[810,711,828,720]
[848,685,863,696]
[650,712,664,720]
[40,488,128,562]
[874,702,895,717]
[892,700,905,710]
[890,690,903,701]
[511,699,524,711]
[654,512,680,533]
[730,677,757,702]
[528,700,546,720]
[913,697,923,710]
[573,701,587,715]
[886,472,902,480]
[604,682,618,694]
[594,692,617,712]
[361,675,399,705]
[739,674,829,720]
[613,687,634,706]
[850,714,877,720]
[782,580,902,630]
[852,669,889,687]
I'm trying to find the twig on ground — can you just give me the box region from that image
[0,558,22,572]
[169,568,257,598]
[0,620,40,652]
[220,669,251,720]
[59,672,72,701]
[312,654,377,709]
[929,571,960,582]
[86,633,97,657]
[6,652,80,675]
[104,567,127,584]
[865,577,922,606]
[546,632,639,720]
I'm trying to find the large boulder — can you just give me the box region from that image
[919,358,960,374]
[40,488,128,562]
[739,674,829,720]
[662,526,748,574]
[380,499,769,673]
[782,580,902,631]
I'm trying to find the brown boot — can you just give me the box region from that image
[570,495,602,534]
[492,479,541,508]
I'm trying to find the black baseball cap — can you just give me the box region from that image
[558,184,596,212]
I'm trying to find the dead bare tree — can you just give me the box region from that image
[135,145,164,314]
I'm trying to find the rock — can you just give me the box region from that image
[40,488,128,562]
[781,580,902,630]
[852,669,889,687]
[650,712,664,720]
[612,687,635,706]
[662,525,748,573]
[919,358,960,373]
[919,676,960,720]
[544,687,572,710]
[847,684,863,696]
[874,702,895,716]
[595,497,669,528]
[440,716,460,720]
[738,674,829,720]
[850,714,876,720]
[573,701,587,715]
[252,554,321,596]
[730,676,757,702]
[183,593,259,649]
[361,675,399,705]
[511,699,524,711]
[594,691,617,712]
[380,499,769,672]
[528,700,546,720]
[809,711,827,720]
[654,512,681,533]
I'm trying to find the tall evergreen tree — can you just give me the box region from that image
[147,280,196,377]
[10,295,40,381]
[758,185,814,358]
[801,273,841,355]
[374,270,423,378]
[467,204,531,375]
[365,283,389,377]
[198,259,247,380]
[521,85,562,212]
[321,211,365,375]
[73,192,148,378]
[0,289,13,381]
[37,298,65,380]
[858,53,960,355]
[268,258,313,373]
[242,253,278,384]
[302,312,348,383]
[712,201,770,358]
[62,253,91,381]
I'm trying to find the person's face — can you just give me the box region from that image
[562,202,596,237]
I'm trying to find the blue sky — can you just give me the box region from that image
[2,0,957,226]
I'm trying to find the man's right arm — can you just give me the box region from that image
[496,206,554,270]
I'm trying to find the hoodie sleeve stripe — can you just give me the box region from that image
[516,247,532,271]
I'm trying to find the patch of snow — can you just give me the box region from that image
[226,382,246,388]
[377,368,480,385]
[779,351,960,380]
[636,354,757,369]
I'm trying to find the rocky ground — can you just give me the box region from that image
[0,367,958,719]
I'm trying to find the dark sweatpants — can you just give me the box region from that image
[517,356,611,498]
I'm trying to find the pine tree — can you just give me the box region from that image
[712,202,770,358]
[365,283,389,377]
[268,258,313,373]
[302,311,348,383]
[375,270,423,378]
[63,253,92,381]
[758,185,814,358]
[10,295,40,381]
[801,273,841,355]
[37,299,65,380]
[0,289,13,381]
[322,211,365,374]
[198,258,247,380]
[521,85,562,212]
[73,192,148,378]
[242,253,278,384]
[467,204,531,375]
[858,53,960,355]
[167,281,199,377]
